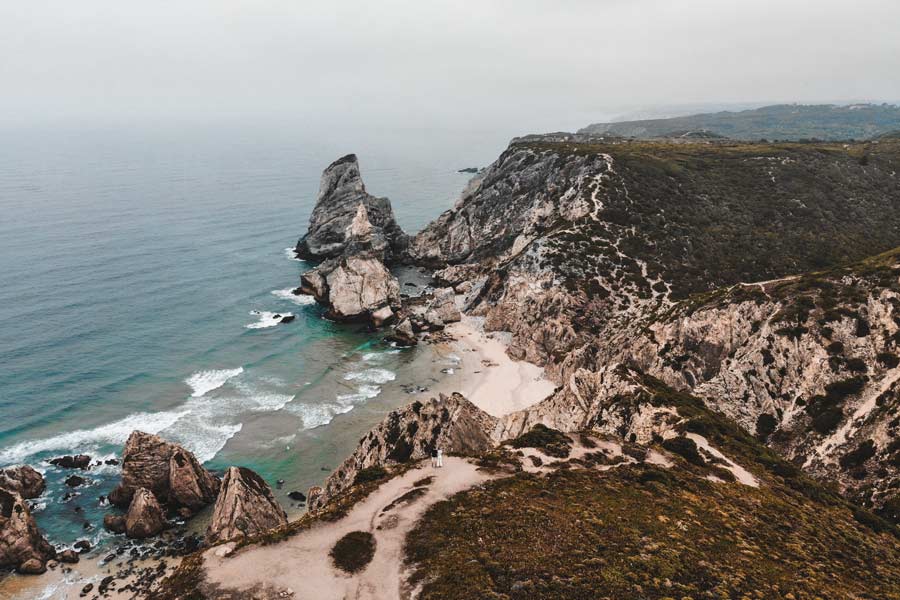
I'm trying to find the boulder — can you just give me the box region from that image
[295,154,407,262]
[325,256,400,320]
[58,549,80,564]
[287,491,306,502]
[109,431,219,512]
[64,475,85,487]
[0,488,55,573]
[0,465,45,499]
[103,514,126,535]
[49,455,92,470]
[425,288,461,324]
[370,306,395,327]
[125,488,167,539]
[206,467,287,544]
[386,318,417,347]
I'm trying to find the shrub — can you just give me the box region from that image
[661,436,705,466]
[878,352,900,368]
[845,357,868,373]
[507,424,572,458]
[354,465,389,485]
[756,413,778,440]
[330,531,376,573]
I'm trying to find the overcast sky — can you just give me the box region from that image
[2,0,899,134]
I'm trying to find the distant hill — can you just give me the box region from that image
[579,103,900,141]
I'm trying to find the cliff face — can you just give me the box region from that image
[296,154,408,262]
[409,136,900,520]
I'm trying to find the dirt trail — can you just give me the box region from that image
[203,457,494,600]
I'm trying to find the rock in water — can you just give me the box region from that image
[124,488,167,539]
[49,455,92,470]
[103,514,126,535]
[0,488,55,573]
[109,431,219,512]
[386,318,417,346]
[0,466,45,499]
[296,154,407,262]
[206,467,287,544]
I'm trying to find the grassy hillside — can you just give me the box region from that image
[578,103,900,141]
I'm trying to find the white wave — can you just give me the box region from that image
[232,381,295,412]
[284,247,305,262]
[337,384,382,405]
[361,349,401,362]
[246,310,293,329]
[343,368,396,384]
[288,403,354,430]
[0,410,187,466]
[159,418,242,464]
[271,287,316,305]
[185,367,244,397]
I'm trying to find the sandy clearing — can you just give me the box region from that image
[427,317,556,418]
[686,433,759,488]
[203,457,494,600]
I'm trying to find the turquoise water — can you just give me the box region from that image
[0,121,502,549]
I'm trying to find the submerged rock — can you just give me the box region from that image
[49,455,92,470]
[109,431,219,512]
[296,154,407,262]
[125,488,167,539]
[0,465,45,499]
[206,467,287,544]
[0,488,55,573]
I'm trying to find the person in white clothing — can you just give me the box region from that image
[437,447,443,468]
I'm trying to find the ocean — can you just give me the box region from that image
[0,120,504,550]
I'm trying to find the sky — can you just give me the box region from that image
[2,0,900,135]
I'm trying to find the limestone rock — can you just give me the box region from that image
[425,288,461,324]
[311,393,497,510]
[125,488,167,539]
[206,467,287,544]
[109,431,219,512]
[103,514,126,534]
[0,465,45,499]
[296,154,407,262]
[300,256,400,325]
[386,318,417,347]
[0,488,55,573]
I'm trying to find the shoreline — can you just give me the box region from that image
[1,315,556,599]
[424,316,557,419]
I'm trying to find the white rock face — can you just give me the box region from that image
[206,466,287,544]
[323,256,400,321]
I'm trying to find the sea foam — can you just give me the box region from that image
[284,247,305,262]
[246,310,293,329]
[343,368,396,384]
[271,287,316,305]
[185,367,244,397]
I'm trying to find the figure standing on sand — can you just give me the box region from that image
[437,447,443,468]
[430,447,438,467]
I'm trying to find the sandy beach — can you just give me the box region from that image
[424,316,557,418]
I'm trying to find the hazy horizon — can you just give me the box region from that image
[3,0,900,141]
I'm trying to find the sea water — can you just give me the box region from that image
[0,120,503,549]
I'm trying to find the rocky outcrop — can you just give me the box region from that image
[299,203,402,325]
[125,488,167,539]
[109,431,219,514]
[49,455,91,469]
[296,154,407,262]
[0,488,55,573]
[0,465,45,499]
[206,467,287,544]
[310,393,497,511]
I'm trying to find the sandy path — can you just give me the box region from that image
[428,317,556,418]
[203,457,493,600]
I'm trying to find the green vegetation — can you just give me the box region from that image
[354,465,389,485]
[579,103,900,141]
[405,464,900,600]
[330,531,376,574]
[506,424,572,458]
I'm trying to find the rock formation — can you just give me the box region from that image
[299,202,402,325]
[310,393,497,510]
[109,431,219,514]
[49,454,91,469]
[296,154,407,262]
[404,135,900,520]
[0,465,45,499]
[124,488,167,539]
[0,488,55,573]
[206,466,287,544]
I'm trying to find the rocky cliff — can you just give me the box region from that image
[296,154,408,262]
[408,135,900,520]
